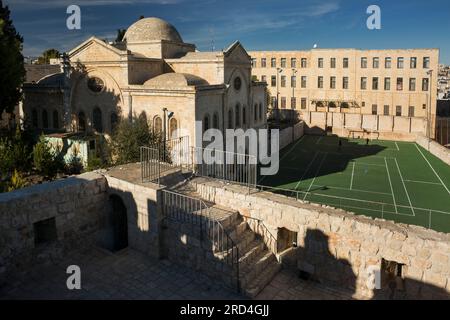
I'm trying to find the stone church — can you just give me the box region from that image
[22,17,267,149]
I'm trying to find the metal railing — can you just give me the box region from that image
[191,147,258,192]
[161,189,240,291]
[140,147,161,184]
[141,136,190,184]
[244,216,278,258]
[255,184,450,232]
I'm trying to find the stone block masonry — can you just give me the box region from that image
[0,173,108,285]
[190,178,450,299]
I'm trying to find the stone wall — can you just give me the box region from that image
[416,134,450,165]
[190,178,450,299]
[279,121,305,150]
[163,220,236,289]
[104,175,163,259]
[305,111,427,141]
[0,173,108,285]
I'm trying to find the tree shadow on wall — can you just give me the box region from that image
[70,61,122,135]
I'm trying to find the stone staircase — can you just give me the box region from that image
[172,181,281,298]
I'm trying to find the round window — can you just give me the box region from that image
[234,77,242,91]
[87,77,105,93]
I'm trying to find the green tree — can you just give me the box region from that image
[33,135,58,178]
[36,48,60,65]
[0,0,26,115]
[108,117,163,165]
[115,29,126,42]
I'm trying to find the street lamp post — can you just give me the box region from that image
[162,107,174,162]
[276,67,283,125]
[427,69,434,147]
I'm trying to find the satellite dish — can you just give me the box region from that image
[313,44,318,49]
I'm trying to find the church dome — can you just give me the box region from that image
[124,17,183,43]
[143,73,209,88]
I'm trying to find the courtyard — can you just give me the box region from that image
[0,247,355,300]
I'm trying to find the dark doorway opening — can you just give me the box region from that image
[381,258,405,297]
[109,195,128,252]
[277,227,298,253]
[33,217,57,246]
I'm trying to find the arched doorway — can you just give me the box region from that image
[109,195,128,252]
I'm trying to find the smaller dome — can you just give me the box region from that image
[124,17,183,43]
[37,73,65,86]
[144,73,209,88]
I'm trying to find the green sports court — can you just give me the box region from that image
[259,135,450,233]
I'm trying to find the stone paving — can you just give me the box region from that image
[0,247,356,300]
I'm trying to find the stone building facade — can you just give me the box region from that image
[250,49,439,139]
[22,17,267,149]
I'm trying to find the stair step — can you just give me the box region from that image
[240,250,278,288]
[227,220,248,242]
[244,262,282,298]
[213,229,255,258]
[238,240,266,268]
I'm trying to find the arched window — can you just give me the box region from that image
[203,114,210,133]
[213,113,219,129]
[32,109,38,128]
[242,105,247,126]
[235,104,240,127]
[78,112,86,132]
[329,102,337,109]
[111,112,118,131]
[228,109,233,129]
[169,117,178,138]
[53,110,59,129]
[254,104,258,121]
[42,110,49,129]
[93,107,103,133]
[154,116,162,134]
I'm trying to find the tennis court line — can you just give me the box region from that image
[394,158,416,216]
[303,153,327,201]
[294,152,319,190]
[384,157,398,214]
[414,144,450,196]
[395,142,400,151]
[350,162,355,190]
[316,136,323,145]
[351,161,385,168]
[404,180,443,186]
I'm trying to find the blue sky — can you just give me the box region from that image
[5,0,450,64]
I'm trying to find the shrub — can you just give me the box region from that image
[33,135,58,178]
[0,138,13,178]
[7,169,27,192]
[86,156,103,172]
[66,155,83,175]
